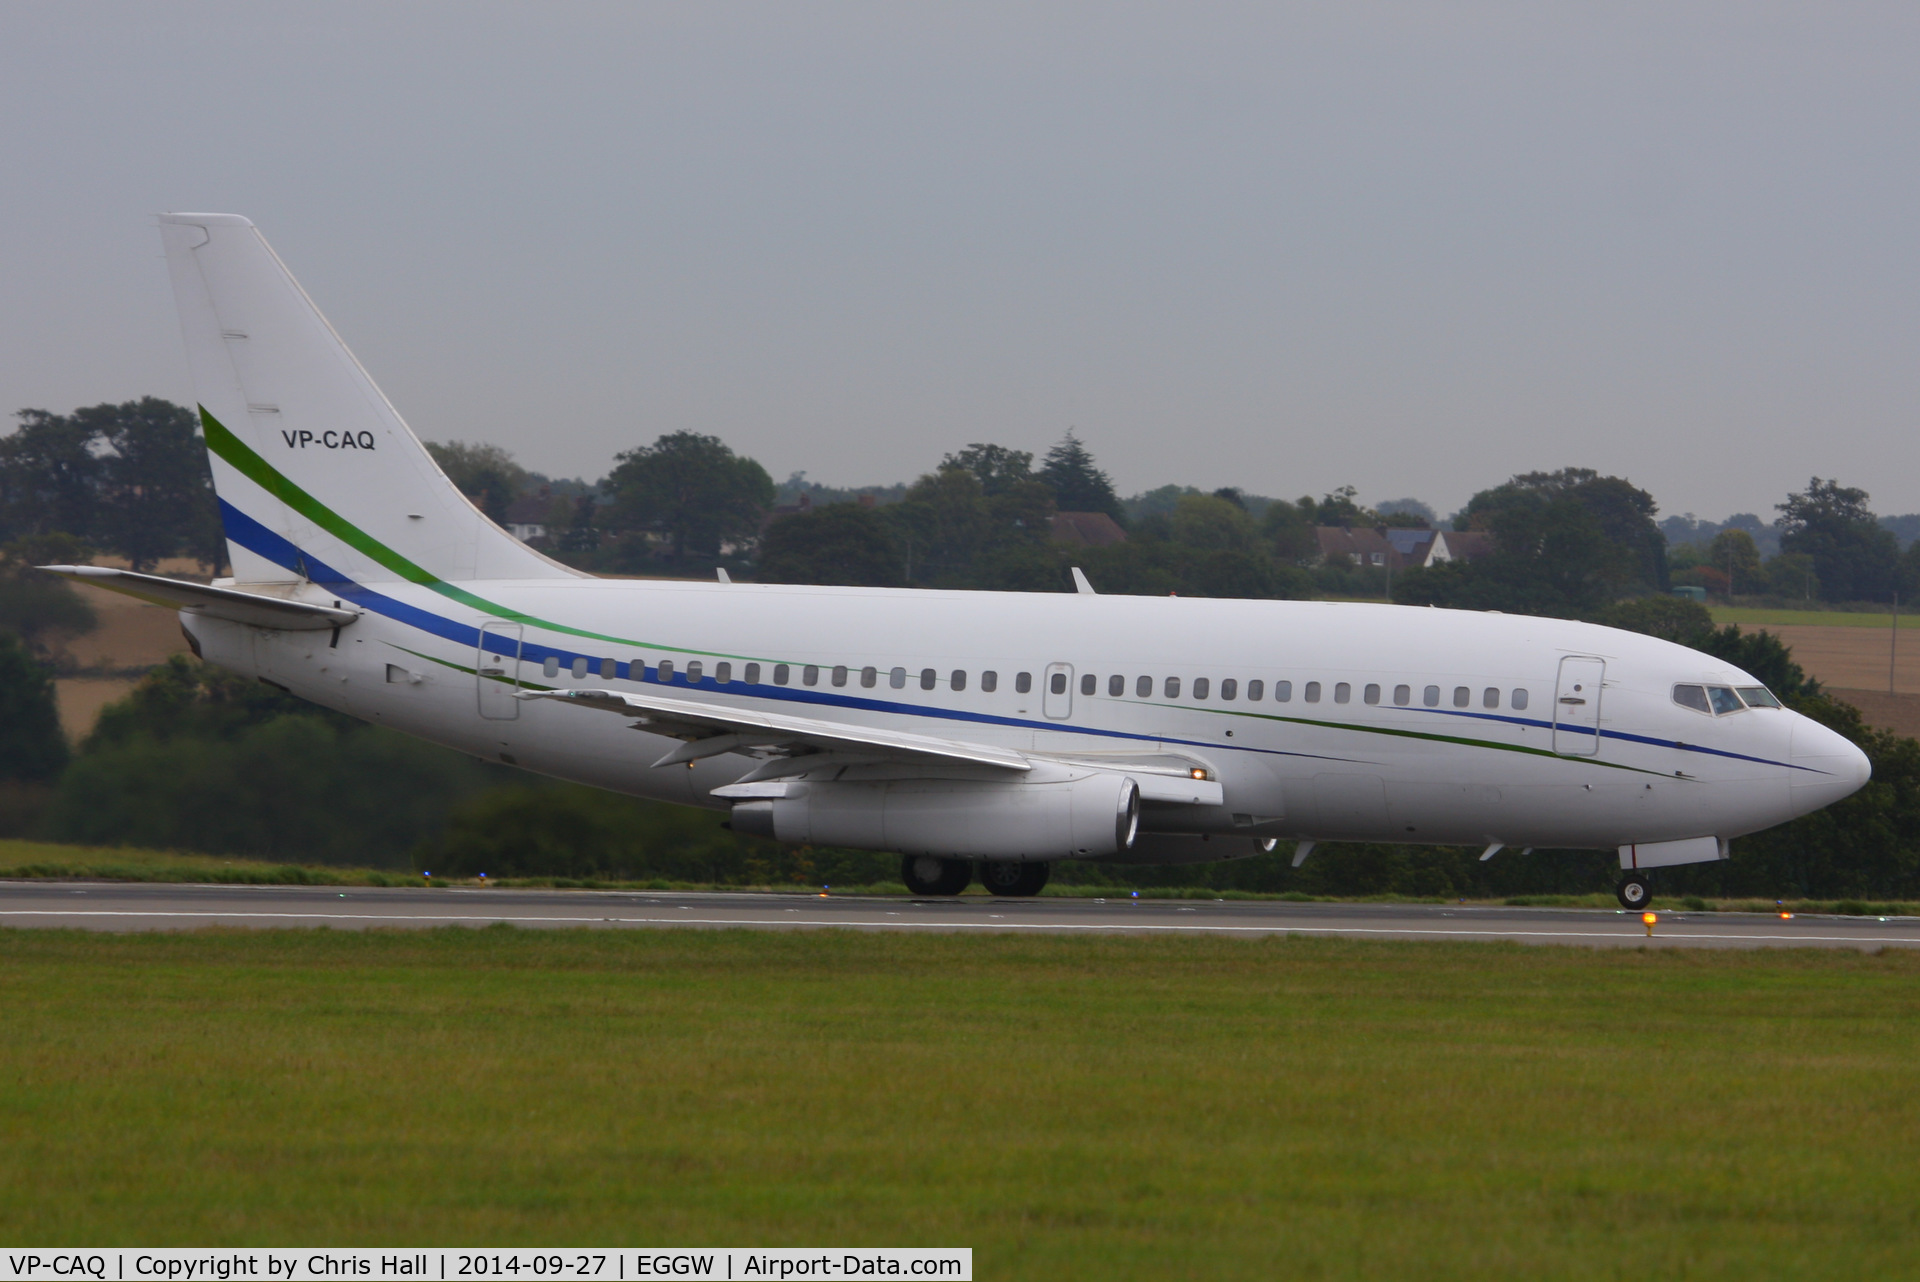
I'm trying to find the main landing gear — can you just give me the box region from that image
[902,855,973,897]
[978,859,1051,898]
[900,856,1053,897]
[1616,874,1652,911]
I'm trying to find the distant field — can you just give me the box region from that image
[1710,605,1898,628]
[0,929,1915,1278]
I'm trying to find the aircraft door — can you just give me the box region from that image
[477,622,523,719]
[1553,655,1605,756]
[1043,662,1074,719]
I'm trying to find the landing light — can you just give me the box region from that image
[1189,768,1207,780]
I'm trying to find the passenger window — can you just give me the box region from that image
[745,662,761,684]
[890,666,906,689]
[1016,672,1032,694]
[1109,674,1125,697]
[773,663,788,686]
[803,665,819,687]
[715,661,730,684]
[1672,684,1710,714]
[1247,679,1264,701]
[1511,689,1527,710]
[1275,680,1292,702]
[982,671,998,692]
[602,657,617,680]
[687,660,703,682]
[860,666,877,688]
[1081,673,1096,696]
[1050,672,1067,695]
[1423,685,1440,707]
[952,670,967,691]
[1194,678,1210,699]
[1452,686,1470,708]
[1483,687,1499,709]
[831,665,848,687]
[1166,677,1181,698]
[1221,678,1238,701]
[1363,683,1380,705]
[1334,682,1351,704]
[1737,686,1781,709]
[1304,681,1321,703]
[1707,686,1744,715]
[1394,684,1410,705]
[922,668,938,691]
[1137,675,1152,698]
[656,659,673,682]
[571,657,589,679]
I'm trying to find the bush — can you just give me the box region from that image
[0,631,67,782]
[416,782,897,886]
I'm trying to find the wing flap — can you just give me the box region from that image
[41,565,359,631]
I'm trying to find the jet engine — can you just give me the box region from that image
[729,772,1140,861]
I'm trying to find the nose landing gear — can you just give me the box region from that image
[1616,874,1652,911]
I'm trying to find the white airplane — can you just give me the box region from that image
[48,213,1870,910]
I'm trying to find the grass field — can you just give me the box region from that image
[1710,605,1900,628]
[1,928,1916,1278]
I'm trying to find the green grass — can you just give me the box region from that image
[0,838,412,886]
[1710,605,1899,628]
[2,929,1917,1278]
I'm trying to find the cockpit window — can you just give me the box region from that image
[1672,684,1711,714]
[1736,686,1781,708]
[1707,686,1745,715]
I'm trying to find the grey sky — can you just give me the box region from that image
[4,2,1918,520]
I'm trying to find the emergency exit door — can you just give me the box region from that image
[477,622,523,719]
[1553,655,1604,756]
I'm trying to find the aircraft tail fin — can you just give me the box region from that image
[158,213,577,587]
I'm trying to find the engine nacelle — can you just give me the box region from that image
[730,773,1140,861]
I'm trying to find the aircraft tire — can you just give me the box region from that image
[1616,874,1652,911]
[979,860,1051,897]
[902,855,972,897]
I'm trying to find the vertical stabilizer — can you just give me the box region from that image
[158,213,577,586]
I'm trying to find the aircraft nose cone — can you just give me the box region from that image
[1788,716,1872,810]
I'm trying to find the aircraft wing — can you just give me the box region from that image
[520,687,1226,804]
[39,565,359,631]
[516,687,1034,774]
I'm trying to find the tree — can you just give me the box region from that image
[1705,529,1762,595]
[757,503,906,587]
[0,409,104,544]
[84,398,223,571]
[1395,494,1625,617]
[1037,431,1123,520]
[1,400,223,572]
[1459,468,1667,593]
[941,443,1034,497]
[1262,498,1319,564]
[0,537,96,657]
[424,440,530,524]
[604,432,775,562]
[1778,477,1900,603]
[0,631,67,781]
[1313,485,1371,526]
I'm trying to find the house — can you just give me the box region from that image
[1050,511,1128,548]
[1312,526,1497,571]
[503,489,562,544]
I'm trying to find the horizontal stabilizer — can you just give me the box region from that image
[518,687,1034,774]
[41,565,359,631]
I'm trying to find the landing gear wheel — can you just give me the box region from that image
[902,855,972,897]
[1617,874,1652,911]
[978,860,1052,897]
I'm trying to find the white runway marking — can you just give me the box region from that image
[2,905,1917,947]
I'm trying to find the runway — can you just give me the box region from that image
[2,880,1917,948]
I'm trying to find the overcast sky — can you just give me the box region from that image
[4,2,1918,520]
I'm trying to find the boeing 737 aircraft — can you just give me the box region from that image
[48,214,1871,909]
